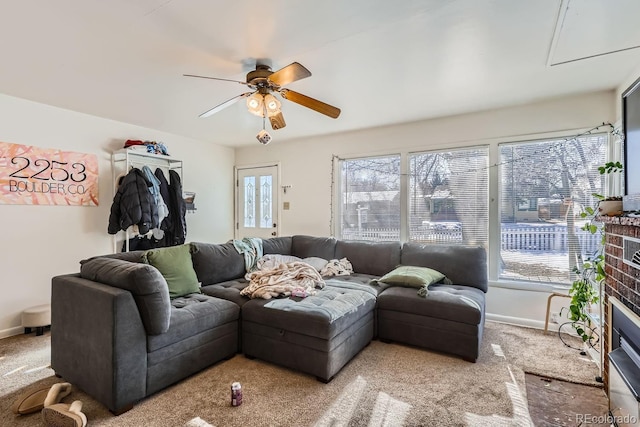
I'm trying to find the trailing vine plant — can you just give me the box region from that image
[567,161,623,343]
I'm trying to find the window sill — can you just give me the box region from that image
[489,280,570,293]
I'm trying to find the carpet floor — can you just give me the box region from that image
[0,321,601,427]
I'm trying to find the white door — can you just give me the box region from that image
[236,165,278,239]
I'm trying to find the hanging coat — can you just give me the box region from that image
[168,169,187,245]
[108,168,158,235]
[155,168,172,235]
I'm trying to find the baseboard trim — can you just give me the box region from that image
[0,326,25,339]
[486,313,561,332]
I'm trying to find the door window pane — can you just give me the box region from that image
[260,175,272,229]
[243,176,255,228]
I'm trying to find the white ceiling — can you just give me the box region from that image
[1,0,640,147]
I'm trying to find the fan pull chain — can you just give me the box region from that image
[262,103,267,130]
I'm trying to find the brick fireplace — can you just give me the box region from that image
[602,216,640,422]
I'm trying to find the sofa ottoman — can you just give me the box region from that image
[241,283,377,382]
[377,283,485,361]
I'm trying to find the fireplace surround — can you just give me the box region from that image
[603,216,640,424]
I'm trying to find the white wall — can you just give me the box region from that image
[0,93,235,337]
[235,90,616,327]
[616,65,640,115]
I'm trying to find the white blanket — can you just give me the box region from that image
[240,261,325,299]
[319,258,353,277]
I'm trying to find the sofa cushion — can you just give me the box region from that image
[191,242,246,285]
[335,240,401,276]
[303,257,329,272]
[142,244,201,298]
[400,243,487,292]
[262,236,292,255]
[326,274,391,296]
[242,284,376,341]
[147,293,239,352]
[291,235,337,260]
[79,257,171,335]
[81,250,146,264]
[377,284,485,326]
[201,279,250,307]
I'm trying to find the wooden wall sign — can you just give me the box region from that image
[0,141,99,206]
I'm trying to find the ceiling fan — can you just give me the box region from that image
[184,61,341,131]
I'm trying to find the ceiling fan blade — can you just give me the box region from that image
[199,92,254,118]
[184,74,249,86]
[268,62,312,87]
[269,111,286,130]
[280,89,341,119]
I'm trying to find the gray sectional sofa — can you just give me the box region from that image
[51,235,487,414]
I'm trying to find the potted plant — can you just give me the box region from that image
[596,161,624,216]
[568,252,603,342]
[568,161,623,342]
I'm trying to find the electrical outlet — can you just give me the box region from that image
[550,312,561,324]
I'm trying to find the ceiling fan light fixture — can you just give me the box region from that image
[186,61,340,123]
[246,93,264,116]
[263,93,281,117]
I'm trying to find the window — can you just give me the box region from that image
[260,175,272,228]
[336,133,614,288]
[243,176,255,228]
[409,147,489,246]
[340,155,401,241]
[499,135,608,284]
[339,147,489,247]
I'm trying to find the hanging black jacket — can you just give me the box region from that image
[107,168,157,235]
[168,169,187,245]
[155,168,172,235]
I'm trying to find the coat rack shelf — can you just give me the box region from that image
[111,149,184,253]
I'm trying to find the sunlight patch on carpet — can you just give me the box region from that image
[3,365,27,377]
[367,391,411,427]
[464,344,534,427]
[23,364,51,374]
[185,416,214,427]
[313,375,412,427]
[314,375,368,426]
[492,343,505,358]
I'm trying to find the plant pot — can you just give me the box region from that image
[597,200,623,216]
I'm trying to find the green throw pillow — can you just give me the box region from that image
[142,244,201,298]
[375,265,446,288]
